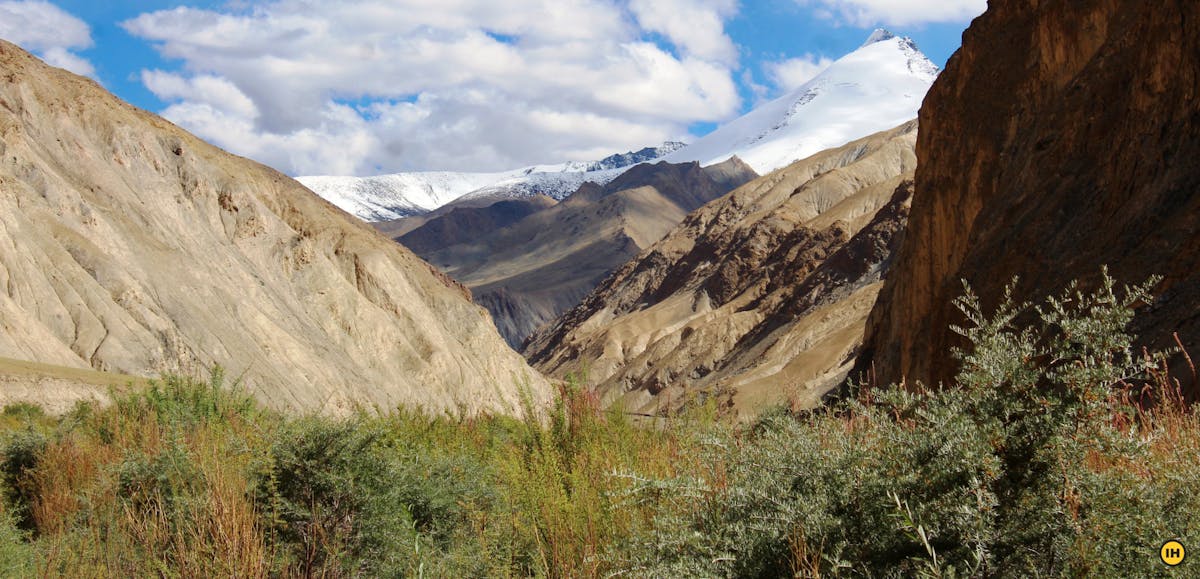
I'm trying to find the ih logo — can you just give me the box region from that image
[1161,540,1186,566]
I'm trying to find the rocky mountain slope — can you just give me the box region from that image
[526,122,917,417]
[298,143,685,222]
[664,30,936,174]
[860,0,1200,390]
[414,158,757,347]
[589,142,686,171]
[0,40,550,415]
[396,195,559,256]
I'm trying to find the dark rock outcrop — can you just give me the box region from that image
[860,0,1200,390]
[587,142,686,172]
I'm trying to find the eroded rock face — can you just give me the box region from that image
[526,123,918,418]
[0,41,550,415]
[860,0,1200,389]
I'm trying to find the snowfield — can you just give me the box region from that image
[663,30,938,174]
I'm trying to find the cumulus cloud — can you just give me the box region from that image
[0,1,95,77]
[160,99,380,177]
[629,0,739,65]
[122,0,744,175]
[798,0,987,27]
[142,70,259,119]
[766,54,835,93]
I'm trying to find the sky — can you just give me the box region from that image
[0,0,985,176]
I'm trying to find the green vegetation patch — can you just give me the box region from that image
[0,271,1193,577]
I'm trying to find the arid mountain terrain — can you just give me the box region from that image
[526,122,917,417]
[0,40,550,415]
[860,0,1200,390]
[395,195,559,256]
[0,2,1196,575]
[404,158,757,347]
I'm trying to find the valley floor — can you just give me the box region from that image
[0,274,1193,577]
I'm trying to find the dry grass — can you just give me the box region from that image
[0,323,1193,578]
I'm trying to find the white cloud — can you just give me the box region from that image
[160,100,380,177]
[798,0,986,27]
[142,70,259,119]
[122,0,744,175]
[766,54,835,93]
[39,46,94,78]
[0,1,95,77]
[629,0,739,65]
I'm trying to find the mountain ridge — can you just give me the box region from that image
[412,158,758,347]
[298,30,937,225]
[297,142,686,222]
[857,0,1200,392]
[0,39,551,416]
[525,122,918,417]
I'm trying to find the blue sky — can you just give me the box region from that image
[0,0,985,175]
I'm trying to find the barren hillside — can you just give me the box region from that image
[527,123,918,417]
[0,41,550,415]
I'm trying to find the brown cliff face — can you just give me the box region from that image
[0,41,551,415]
[861,1,1200,389]
[526,123,918,417]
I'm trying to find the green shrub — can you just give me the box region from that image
[255,417,417,576]
[115,442,202,521]
[0,430,47,533]
[0,510,32,578]
[0,272,1192,577]
[115,367,256,430]
[616,270,1195,577]
[0,404,44,423]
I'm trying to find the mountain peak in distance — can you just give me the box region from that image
[664,30,937,175]
[861,28,897,47]
[299,141,688,222]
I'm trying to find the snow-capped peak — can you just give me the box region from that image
[297,142,688,222]
[299,34,939,223]
[861,28,896,47]
[664,32,938,175]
